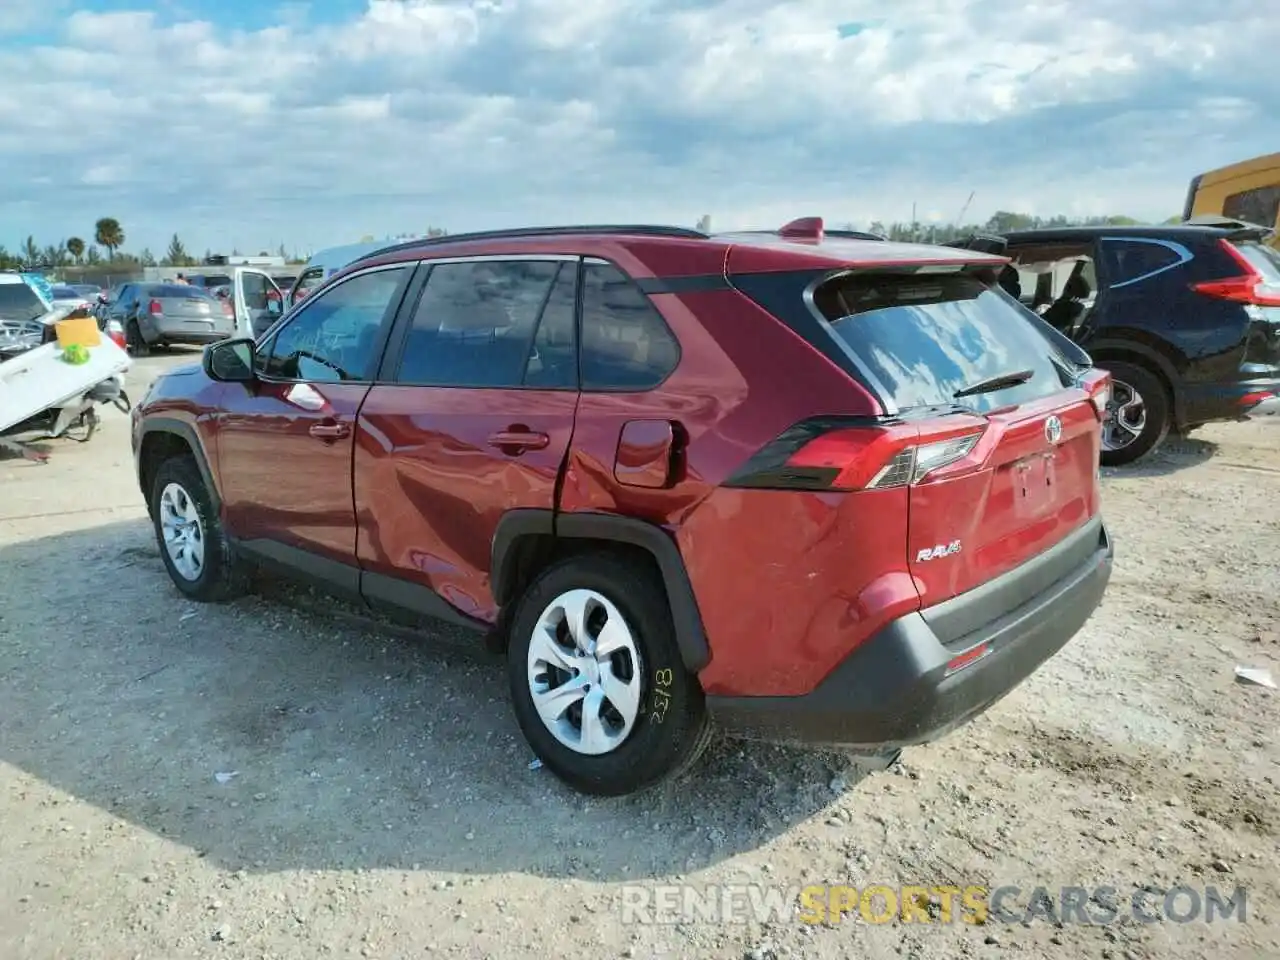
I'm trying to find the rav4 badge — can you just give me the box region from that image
[917,540,962,562]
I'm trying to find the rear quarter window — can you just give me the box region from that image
[813,271,1073,413]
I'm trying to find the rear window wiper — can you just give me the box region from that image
[953,369,1035,399]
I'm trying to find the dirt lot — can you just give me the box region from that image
[2,350,1278,960]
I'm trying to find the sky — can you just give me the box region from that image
[1,0,1277,257]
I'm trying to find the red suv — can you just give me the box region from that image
[131,219,1115,796]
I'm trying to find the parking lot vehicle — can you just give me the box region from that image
[282,241,398,310]
[105,282,236,355]
[1184,152,1280,250]
[1,273,131,462]
[132,219,1115,795]
[951,219,1280,464]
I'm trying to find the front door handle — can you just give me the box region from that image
[309,421,350,440]
[487,429,550,452]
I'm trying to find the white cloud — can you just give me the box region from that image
[0,0,1277,253]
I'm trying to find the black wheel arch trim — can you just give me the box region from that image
[491,508,712,673]
[137,416,221,510]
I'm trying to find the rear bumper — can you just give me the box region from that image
[707,520,1114,749]
[154,330,231,346]
[1179,378,1280,426]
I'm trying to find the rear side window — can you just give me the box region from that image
[580,263,680,391]
[1223,186,1280,228]
[394,259,561,387]
[1100,238,1187,286]
[813,272,1071,413]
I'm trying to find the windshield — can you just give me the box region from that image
[0,281,48,323]
[51,286,81,299]
[816,271,1073,413]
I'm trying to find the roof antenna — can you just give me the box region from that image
[778,217,824,243]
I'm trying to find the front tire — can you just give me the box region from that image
[1098,361,1170,466]
[150,455,248,602]
[506,551,712,796]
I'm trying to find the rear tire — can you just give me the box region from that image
[1098,361,1169,466]
[126,319,150,357]
[150,455,248,602]
[506,551,713,796]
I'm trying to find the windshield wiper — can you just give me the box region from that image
[953,369,1035,399]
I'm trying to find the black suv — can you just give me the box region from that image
[952,219,1280,464]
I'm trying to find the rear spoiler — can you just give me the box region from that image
[1182,215,1275,243]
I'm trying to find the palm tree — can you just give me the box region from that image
[94,217,124,259]
[66,237,85,262]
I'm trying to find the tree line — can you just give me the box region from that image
[0,217,306,275]
[1,211,1179,276]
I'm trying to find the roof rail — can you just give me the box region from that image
[349,223,710,265]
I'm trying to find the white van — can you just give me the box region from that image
[285,241,401,310]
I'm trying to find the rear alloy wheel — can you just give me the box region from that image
[1098,361,1169,466]
[507,552,713,796]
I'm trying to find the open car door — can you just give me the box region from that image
[231,267,284,339]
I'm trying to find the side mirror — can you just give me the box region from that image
[266,297,283,316]
[203,337,257,382]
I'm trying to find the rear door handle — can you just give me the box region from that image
[487,430,550,451]
[309,421,350,440]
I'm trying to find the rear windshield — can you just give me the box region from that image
[814,271,1073,413]
[0,281,46,322]
[147,284,215,299]
[1233,242,1280,280]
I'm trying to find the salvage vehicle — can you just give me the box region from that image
[132,218,1114,795]
[950,219,1280,464]
[103,281,237,355]
[1,273,131,462]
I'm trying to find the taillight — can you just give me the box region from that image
[1191,241,1280,307]
[724,418,987,492]
[1239,390,1275,409]
[106,321,127,349]
[1082,369,1112,420]
[148,299,163,315]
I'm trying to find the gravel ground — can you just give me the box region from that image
[2,350,1277,959]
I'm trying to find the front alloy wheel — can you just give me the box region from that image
[159,481,205,581]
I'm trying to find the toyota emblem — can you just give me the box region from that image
[1044,415,1063,444]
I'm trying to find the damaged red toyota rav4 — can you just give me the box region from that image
[132,217,1115,796]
